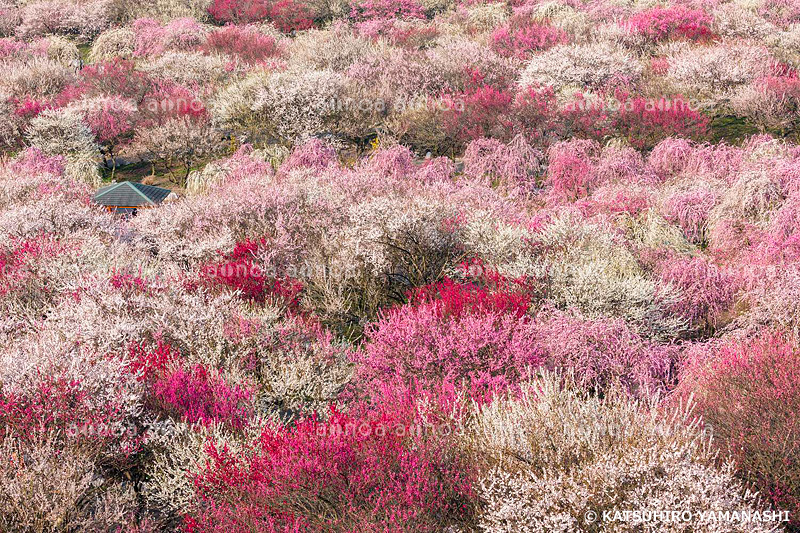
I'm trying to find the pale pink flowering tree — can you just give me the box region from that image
[70,96,138,179]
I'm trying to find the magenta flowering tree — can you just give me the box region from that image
[652,254,740,332]
[407,268,535,320]
[12,95,51,120]
[442,83,514,150]
[646,137,696,180]
[0,233,66,314]
[132,18,167,57]
[351,271,542,403]
[531,309,677,394]
[626,6,714,42]
[661,186,719,245]
[544,138,600,203]
[187,390,476,532]
[350,0,425,21]
[358,144,415,180]
[676,331,800,527]
[203,25,281,64]
[354,304,542,401]
[73,59,154,104]
[558,92,617,142]
[511,84,561,143]
[615,95,710,150]
[150,363,254,429]
[490,19,567,60]
[1,0,800,529]
[6,146,66,177]
[280,137,338,173]
[208,0,315,32]
[0,374,130,449]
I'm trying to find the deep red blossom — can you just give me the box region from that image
[544,138,600,202]
[201,238,305,312]
[408,266,533,320]
[0,234,64,296]
[127,340,180,382]
[187,390,476,531]
[0,375,130,448]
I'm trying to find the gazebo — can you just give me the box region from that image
[93,182,174,215]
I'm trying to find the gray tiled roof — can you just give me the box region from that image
[93,182,172,207]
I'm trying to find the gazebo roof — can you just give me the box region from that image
[93,182,172,207]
